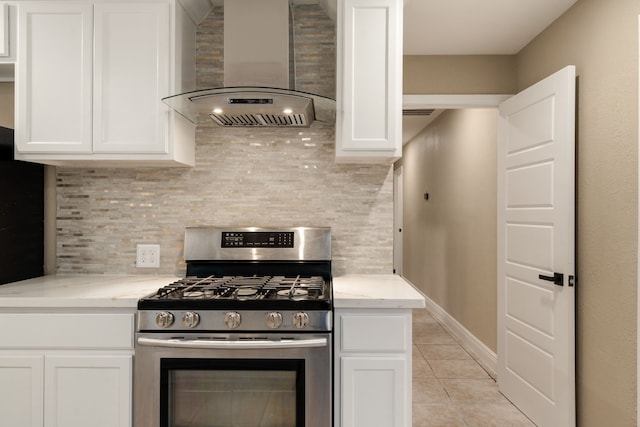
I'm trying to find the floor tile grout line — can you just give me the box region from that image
[412,309,538,426]
[413,315,496,381]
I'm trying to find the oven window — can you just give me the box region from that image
[160,359,305,427]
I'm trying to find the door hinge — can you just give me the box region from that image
[568,275,575,287]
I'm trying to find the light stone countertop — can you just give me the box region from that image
[332,274,426,309]
[0,275,180,308]
[0,274,425,310]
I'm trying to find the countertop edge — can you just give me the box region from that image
[332,274,426,309]
[0,274,427,310]
[0,275,179,309]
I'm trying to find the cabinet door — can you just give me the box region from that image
[0,3,8,57]
[16,2,93,153]
[336,0,402,162]
[341,356,406,427]
[0,355,44,427]
[44,355,132,427]
[93,2,169,154]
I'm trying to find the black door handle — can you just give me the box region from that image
[539,272,564,286]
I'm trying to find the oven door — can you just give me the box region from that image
[134,332,332,427]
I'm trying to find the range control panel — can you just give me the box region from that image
[221,231,294,248]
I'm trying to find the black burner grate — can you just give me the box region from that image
[151,275,327,302]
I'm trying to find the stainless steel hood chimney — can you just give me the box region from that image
[163,0,336,128]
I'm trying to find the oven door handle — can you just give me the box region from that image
[137,336,328,349]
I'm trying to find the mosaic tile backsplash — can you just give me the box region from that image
[56,131,393,276]
[55,4,394,276]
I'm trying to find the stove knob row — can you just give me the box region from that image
[221,311,311,329]
[155,311,175,328]
[293,312,310,329]
[225,311,242,329]
[266,312,283,329]
[182,311,200,328]
[264,312,310,329]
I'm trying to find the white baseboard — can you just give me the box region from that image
[418,288,498,378]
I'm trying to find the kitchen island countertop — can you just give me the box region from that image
[0,274,425,309]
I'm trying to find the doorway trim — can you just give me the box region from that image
[401,93,512,377]
[403,94,511,110]
[393,166,403,275]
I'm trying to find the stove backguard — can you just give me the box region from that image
[183,227,331,262]
[185,261,331,280]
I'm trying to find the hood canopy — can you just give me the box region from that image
[164,0,336,127]
[162,86,335,127]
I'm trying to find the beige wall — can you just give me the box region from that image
[517,1,639,425]
[404,55,517,94]
[399,109,498,349]
[0,82,14,128]
[398,54,518,358]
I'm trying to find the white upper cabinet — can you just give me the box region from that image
[336,0,402,163]
[93,2,169,154]
[16,3,93,154]
[0,2,16,67]
[14,1,196,167]
[0,3,9,58]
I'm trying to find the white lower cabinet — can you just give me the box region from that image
[0,312,134,427]
[45,355,131,427]
[0,355,43,427]
[335,308,413,427]
[341,356,406,426]
[0,354,131,427]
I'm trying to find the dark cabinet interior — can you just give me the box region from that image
[0,126,44,284]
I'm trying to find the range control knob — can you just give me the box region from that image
[224,311,242,329]
[292,312,310,329]
[182,311,200,328]
[266,312,283,329]
[155,311,175,328]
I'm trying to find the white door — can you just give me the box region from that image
[497,65,576,427]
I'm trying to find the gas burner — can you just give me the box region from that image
[236,287,258,297]
[148,274,327,305]
[183,290,205,298]
[276,288,309,297]
[234,287,270,300]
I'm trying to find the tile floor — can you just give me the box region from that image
[412,308,536,427]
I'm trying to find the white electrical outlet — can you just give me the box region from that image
[136,244,160,268]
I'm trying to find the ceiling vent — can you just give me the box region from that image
[402,109,436,116]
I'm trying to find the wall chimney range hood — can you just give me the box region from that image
[163,0,336,128]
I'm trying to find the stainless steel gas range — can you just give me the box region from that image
[134,227,332,427]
